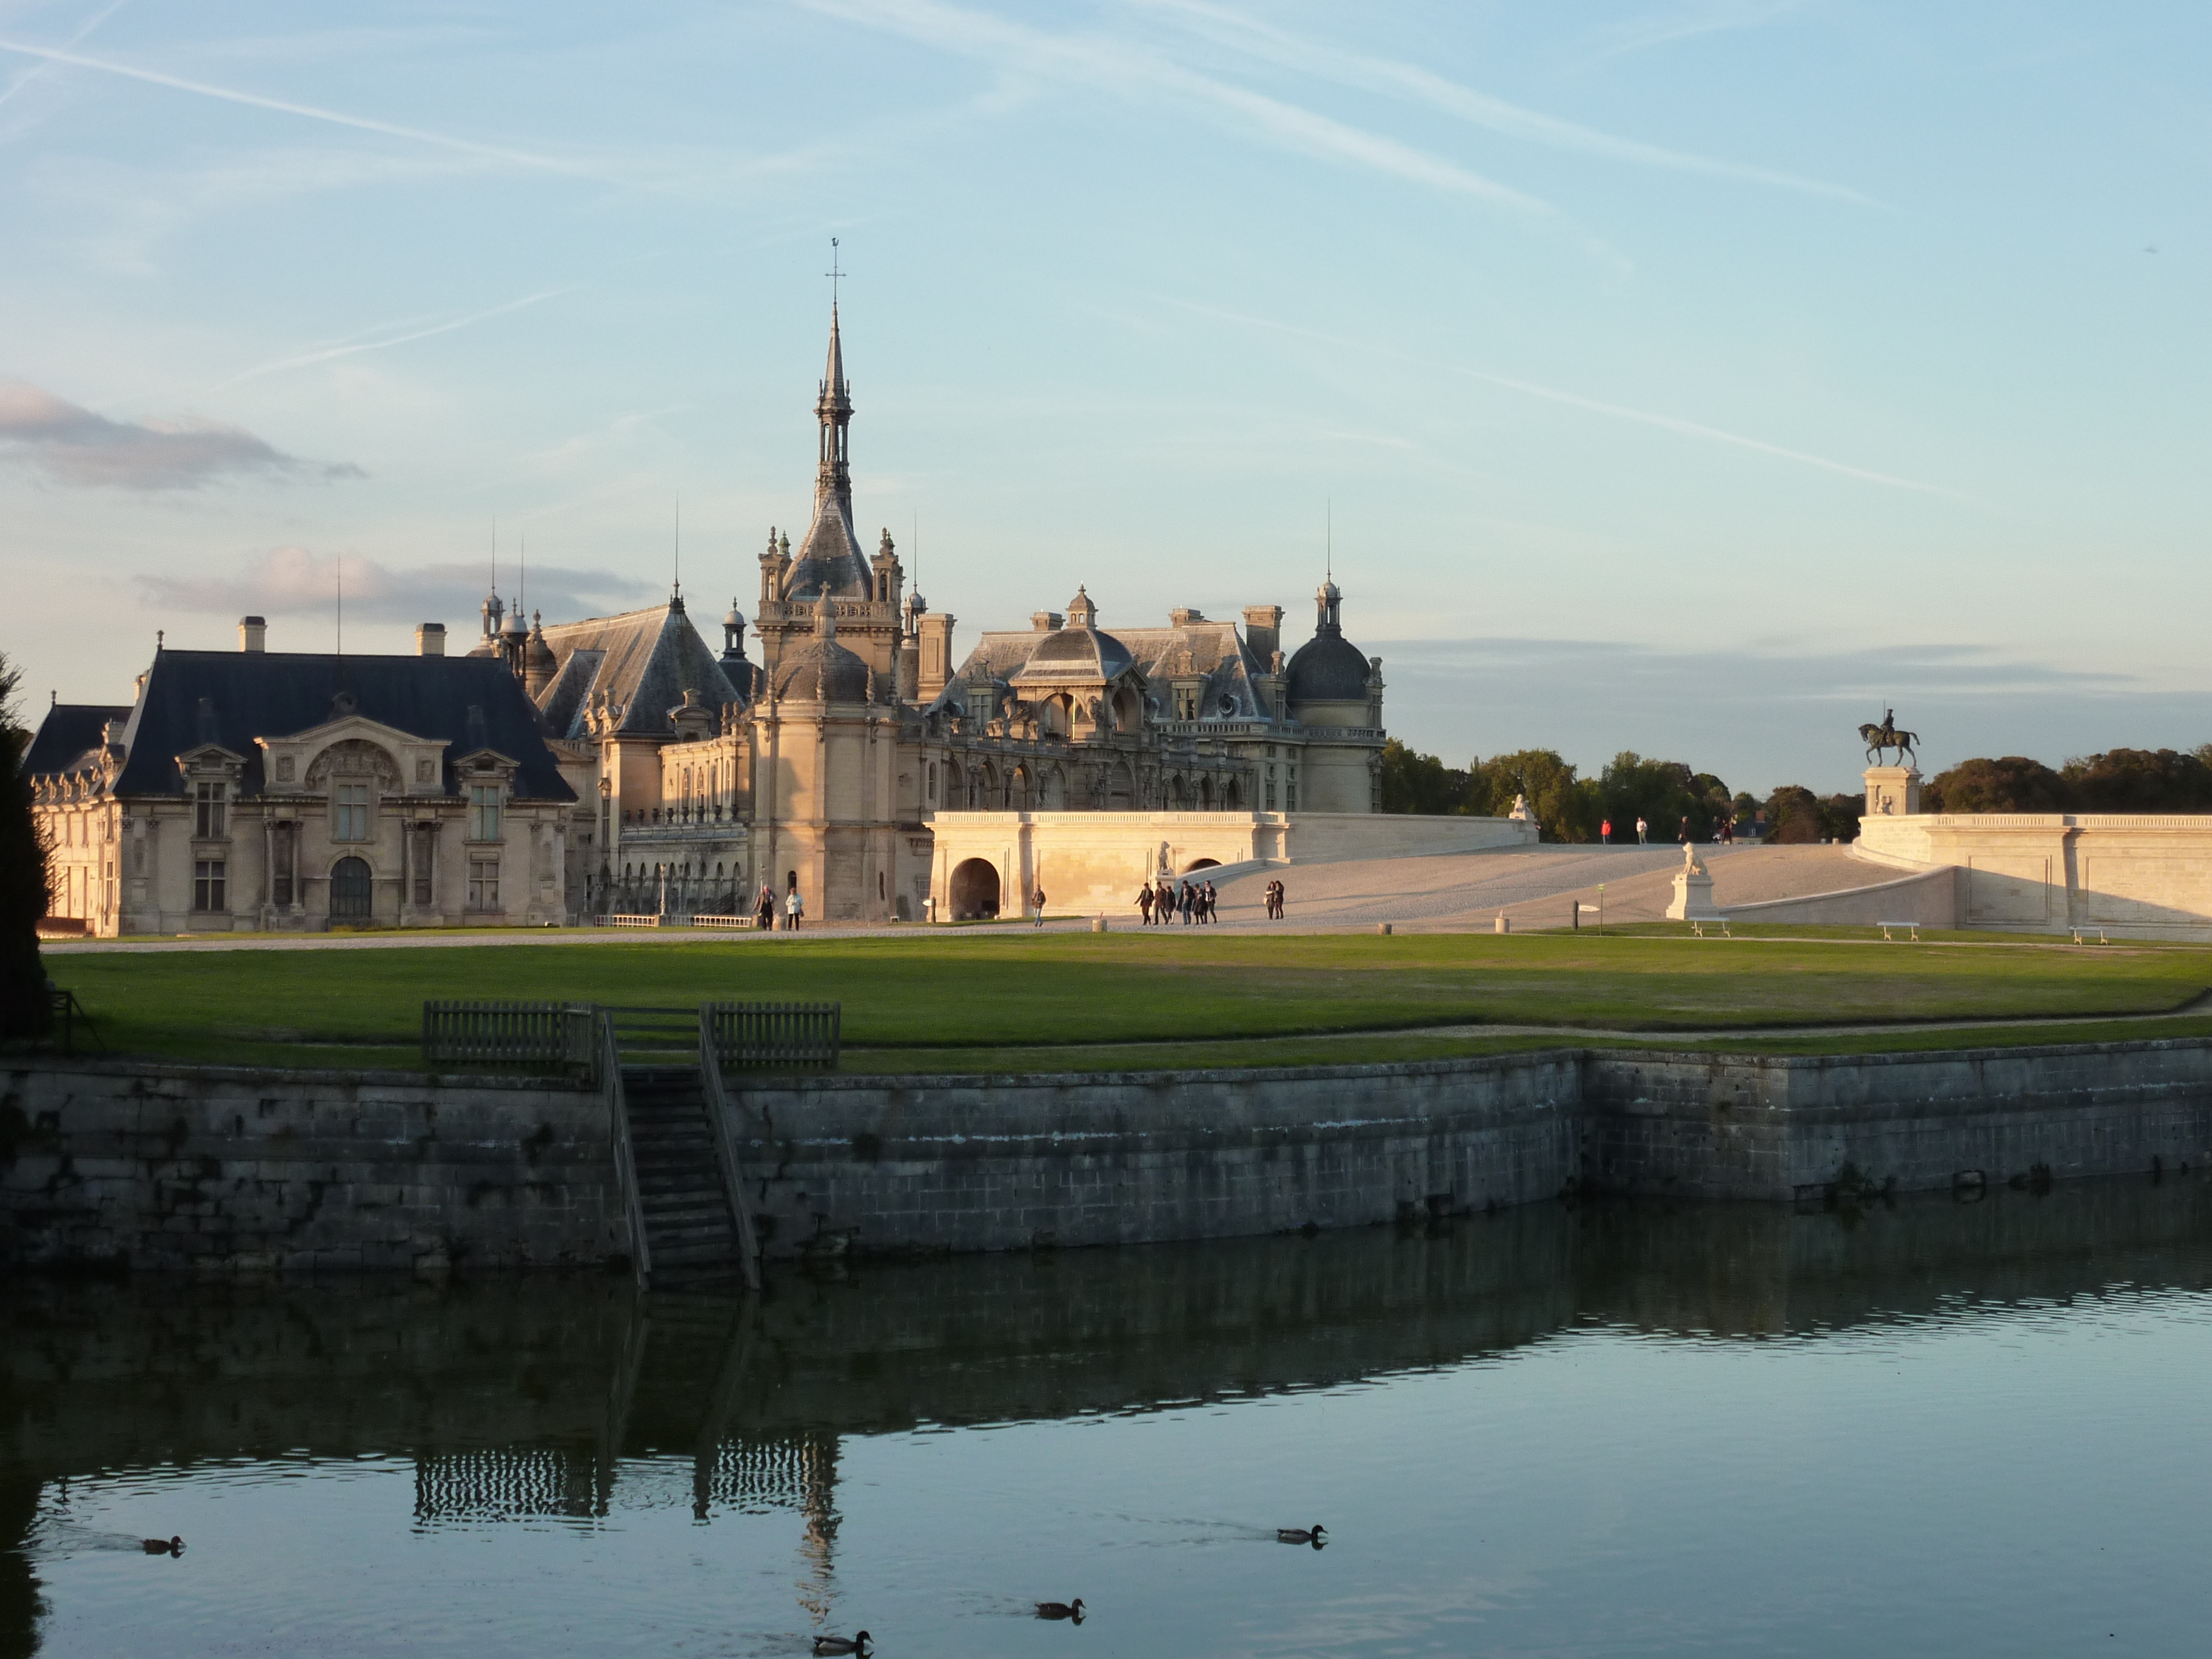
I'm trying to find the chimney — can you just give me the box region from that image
[1242,605,1282,664]
[917,612,956,703]
[1169,606,1205,628]
[239,615,267,652]
[1030,611,1064,632]
[416,622,447,657]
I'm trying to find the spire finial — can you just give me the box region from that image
[673,492,681,599]
[1326,497,1332,583]
[826,236,842,308]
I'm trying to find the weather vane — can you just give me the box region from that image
[826,236,842,305]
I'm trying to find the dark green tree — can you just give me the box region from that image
[1470,749,1600,842]
[1378,739,1472,815]
[2061,748,2212,813]
[1765,785,1826,843]
[0,652,53,1040]
[1922,756,2071,813]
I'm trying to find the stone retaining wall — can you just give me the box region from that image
[7,1039,2210,1270]
[0,1061,623,1272]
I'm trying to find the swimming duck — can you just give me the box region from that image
[1035,1599,1085,1621]
[813,1634,871,1655]
[141,1536,184,1557]
[1276,1523,1326,1547]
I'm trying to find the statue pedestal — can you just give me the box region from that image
[1864,765,1922,818]
[1664,845,1724,922]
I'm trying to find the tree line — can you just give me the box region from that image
[1923,747,2212,813]
[1378,740,1862,844]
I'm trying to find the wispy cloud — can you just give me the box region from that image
[1590,0,1813,59]
[800,0,1552,212]
[0,379,363,489]
[1127,0,1875,204]
[135,545,654,625]
[1168,298,1962,498]
[0,35,611,181]
[213,288,572,389]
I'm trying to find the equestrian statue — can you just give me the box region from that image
[1858,708,1919,768]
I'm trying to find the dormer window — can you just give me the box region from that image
[1173,687,1198,721]
[469,783,501,842]
[193,780,227,838]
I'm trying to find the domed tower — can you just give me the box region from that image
[1283,576,1386,813]
[524,611,558,697]
[751,590,899,923]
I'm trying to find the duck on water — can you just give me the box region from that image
[1276,1523,1327,1547]
[1036,1599,1085,1621]
[813,1635,870,1655]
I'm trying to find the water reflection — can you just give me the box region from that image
[5,1176,2211,1656]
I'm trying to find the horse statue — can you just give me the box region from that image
[1858,708,1919,767]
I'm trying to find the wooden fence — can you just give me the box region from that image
[421,1001,600,1078]
[706,1002,842,1072]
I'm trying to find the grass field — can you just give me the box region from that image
[35,930,2212,1073]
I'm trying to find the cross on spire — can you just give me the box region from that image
[826,236,843,306]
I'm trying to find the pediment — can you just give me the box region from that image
[259,714,450,796]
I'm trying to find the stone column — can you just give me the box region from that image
[1863,765,1922,818]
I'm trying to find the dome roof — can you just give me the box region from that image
[1011,624,1133,684]
[1285,632,1371,703]
[773,637,875,703]
[772,592,879,704]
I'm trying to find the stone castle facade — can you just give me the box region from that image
[27,308,1387,933]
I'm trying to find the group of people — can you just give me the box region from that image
[1137,877,1218,925]
[1597,814,1737,846]
[753,882,805,931]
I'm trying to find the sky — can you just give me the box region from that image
[1,0,2206,794]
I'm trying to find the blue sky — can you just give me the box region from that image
[1,1,2205,793]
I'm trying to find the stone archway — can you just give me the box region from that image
[1198,775,1215,809]
[1108,760,1133,810]
[1040,766,1067,810]
[949,857,1000,920]
[1168,775,1187,809]
[1182,856,1222,875]
[330,856,372,922]
[1224,776,1244,809]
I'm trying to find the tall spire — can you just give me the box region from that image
[785,244,869,602]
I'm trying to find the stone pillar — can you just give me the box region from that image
[1664,843,1724,921]
[1863,765,1922,818]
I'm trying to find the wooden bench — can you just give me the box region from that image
[1877,920,1920,942]
[2069,924,2110,945]
[1689,919,1731,937]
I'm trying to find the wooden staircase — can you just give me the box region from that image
[622,1067,750,1289]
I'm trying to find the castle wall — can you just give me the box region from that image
[14,1039,2209,1270]
[1857,814,2212,939]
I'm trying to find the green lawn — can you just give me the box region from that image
[34,930,2212,1072]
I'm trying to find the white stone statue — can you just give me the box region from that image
[1508,793,1532,821]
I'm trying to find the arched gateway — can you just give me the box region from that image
[948,857,1000,920]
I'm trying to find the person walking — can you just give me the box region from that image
[783,883,803,932]
[754,883,775,931]
[1677,816,1691,846]
[1137,883,1155,925]
[1635,816,1648,844]
[1033,885,1047,927]
[1202,879,1218,923]
[1601,818,1612,845]
[1179,882,1195,925]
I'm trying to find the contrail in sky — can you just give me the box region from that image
[1173,298,1963,499]
[213,290,574,389]
[0,0,131,112]
[0,35,603,179]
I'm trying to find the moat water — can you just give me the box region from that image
[7,1181,2212,1658]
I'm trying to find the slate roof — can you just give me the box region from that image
[98,651,575,801]
[1284,626,1374,703]
[953,615,1274,720]
[534,600,746,740]
[21,703,132,779]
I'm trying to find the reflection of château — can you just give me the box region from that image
[26,303,1386,932]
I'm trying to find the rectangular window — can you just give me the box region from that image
[333,782,370,841]
[272,824,295,907]
[194,780,226,839]
[193,859,227,912]
[466,859,500,911]
[412,828,435,905]
[469,785,501,842]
